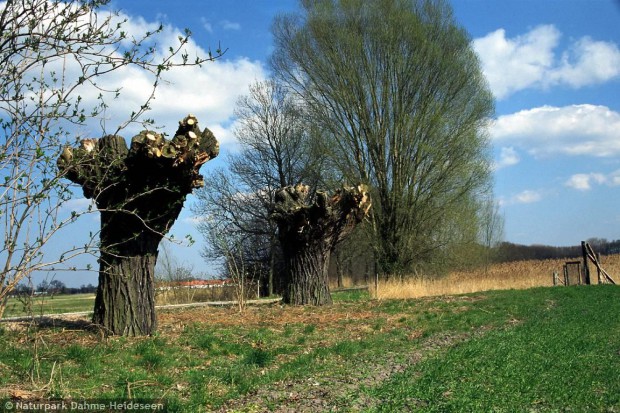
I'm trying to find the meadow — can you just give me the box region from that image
[1,257,619,411]
[2,293,96,318]
[3,287,244,318]
[1,284,619,412]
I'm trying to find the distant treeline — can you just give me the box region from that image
[495,239,620,262]
[12,281,97,296]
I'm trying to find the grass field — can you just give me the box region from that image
[3,288,247,318]
[1,285,618,412]
[2,293,96,318]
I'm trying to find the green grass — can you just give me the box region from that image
[331,287,371,302]
[366,286,620,412]
[3,293,95,317]
[0,285,618,412]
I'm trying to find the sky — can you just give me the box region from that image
[24,0,620,286]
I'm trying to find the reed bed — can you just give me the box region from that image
[155,285,247,305]
[371,254,620,299]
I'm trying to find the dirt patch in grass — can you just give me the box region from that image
[159,302,378,328]
[216,331,476,413]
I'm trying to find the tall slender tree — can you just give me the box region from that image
[272,0,495,275]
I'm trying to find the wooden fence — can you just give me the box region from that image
[554,242,616,286]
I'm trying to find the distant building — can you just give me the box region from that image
[156,279,234,291]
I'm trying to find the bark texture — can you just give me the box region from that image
[271,184,371,305]
[58,115,218,336]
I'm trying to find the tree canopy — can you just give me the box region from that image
[271,0,495,275]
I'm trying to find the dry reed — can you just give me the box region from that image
[329,275,357,290]
[371,254,620,300]
[156,285,255,305]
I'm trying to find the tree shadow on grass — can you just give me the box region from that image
[1,315,107,336]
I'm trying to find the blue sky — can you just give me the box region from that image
[45,0,620,285]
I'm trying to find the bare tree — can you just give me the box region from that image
[194,79,321,296]
[213,234,259,312]
[332,225,372,287]
[156,240,197,304]
[156,241,196,284]
[0,0,223,321]
[479,197,505,268]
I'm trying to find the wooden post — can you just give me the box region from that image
[563,264,569,286]
[596,252,602,284]
[581,241,591,285]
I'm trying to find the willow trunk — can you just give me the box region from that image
[281,241,332,305]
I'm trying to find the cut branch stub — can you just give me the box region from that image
[58,114,219,214]
[271,184,371,305]
[271,184,371,248]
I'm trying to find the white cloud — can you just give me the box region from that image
[494,146,520,170]
[499,189,544,206]
[513,190,543,204]
[61,197,100,222]
[221,20,241,31]
[147,56,265,131]
[9,2,266,147]
[611,170,620,186]
[492,104,620,158]
[63,197,95,212]
[5,4,266,150]
[549,37,620,88]
[201,17,213,33]
[207,123,238,149]
[69,11,267,148]
[565,173,607,191]
[565,170,620,191]
[474,25,620,99]
[474,25,559,99]
[199,18,240,33]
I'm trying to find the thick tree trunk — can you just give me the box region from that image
[92,209,163,335]
[93,251,158,336]
[282,241,332,305]
[271,184,371,306]
[58,115,218,336]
